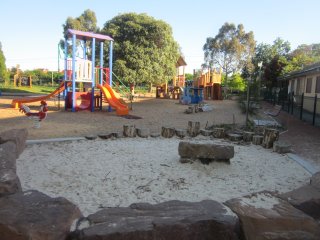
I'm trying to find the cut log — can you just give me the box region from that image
[161,127,175,138]
[111,132,123,138]
[243,131,254,142]
[228,133,243,142]
[200,129,212,136]
[98,133,113,139]
[178,141,234,164]
[85,135,97,140]
[252,135,263,145]
[273,141,291,153]
[150,132,160,138]
[262,128,279,148]
[187,121,200,137]
[123,125,136,137]
[185,106,193,114]
[136,128,150,138]
[175,129,187,138]
[194,105,199,113]
[212,128,225,138]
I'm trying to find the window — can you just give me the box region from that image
[306,78,312,93]
[316,76,320,93]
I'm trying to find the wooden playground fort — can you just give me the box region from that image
[11,29,129,115]
[156,56,223,103]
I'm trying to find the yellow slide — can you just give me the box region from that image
[96,84,129,116]
[11,82,71,109]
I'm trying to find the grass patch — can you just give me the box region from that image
[0,84,58,94]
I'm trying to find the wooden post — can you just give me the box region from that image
[252,135,263,145]
[123,125,136,137]
[187,121,200,137]
[161,127,175,138]
[262,128,279,148]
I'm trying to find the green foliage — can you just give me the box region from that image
[203,22,255,85]
[0,42,9,86]
[101,13,180,86]
[60,9,98,57]
[229,73,246,92]
[185,73,194,81]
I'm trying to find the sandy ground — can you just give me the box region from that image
[0,95,311,216]
[0,96,245,139]
[17,137,310,216]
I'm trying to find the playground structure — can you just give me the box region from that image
[157,63,223,104]
[11,29,129,116]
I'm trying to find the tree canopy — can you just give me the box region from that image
[0,42,9,85]
[101,13,180,86]
[203,22,255,86]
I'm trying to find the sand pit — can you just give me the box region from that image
[17,136,311,216]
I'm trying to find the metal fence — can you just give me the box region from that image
[264,90,320,127]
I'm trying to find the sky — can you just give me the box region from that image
[1,0,319,73]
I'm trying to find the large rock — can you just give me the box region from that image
[279,184,320,220]
[0,128,28,158]
[178,141,234,163]
[0,169,21,197]
[70,200,240,240]
[225,191,320,240]
[0,190,82,240]
[310,171,320,191]
[0,141,18,170]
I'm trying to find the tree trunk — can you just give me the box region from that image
[187,121,200,137]
[123,125,136,137]
[161,127,175,138]
[262,128,279,148]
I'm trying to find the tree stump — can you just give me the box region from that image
[273,141,291,154]
[228,133,243,142]
[150,132,160,138]
[98,133,113,139]
[252,135,263,145]
[262,128,279,148]
[136,128,150,138]
[161,127,175,138]
[111,132,123,138]
[175,129,187,138]
[123,125,136,137]
[200,129,212,136]
[243,131,254,142]
[187,121,200,137]
[212,128,225,138]
[85,135,97,140]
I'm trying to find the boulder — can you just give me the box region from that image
[0,141,18,170]
[279,184,320,220]
[70,200,240,240]
[225,191,320,240]
[178,141,234,163]
[0,190,82,240]
[0,128,28,158]
[310,171,320,191]
[0,169,21,197]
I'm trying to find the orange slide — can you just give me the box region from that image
[11,82,71,109]
[96,84,129,116]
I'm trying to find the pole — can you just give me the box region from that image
[100,41,104,85]
[72,33,76,112]
[246,79,250,127]
[91,37,96,112]
[109,41,113,86]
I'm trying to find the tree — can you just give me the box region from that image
[203,22,255,88]
[0,42,9,86]
[101,13,180,87]
[60,9,98,57]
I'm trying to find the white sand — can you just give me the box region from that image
[17,137,311,216]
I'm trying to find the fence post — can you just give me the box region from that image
[313,94,317,126]
[300,93,304,120]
